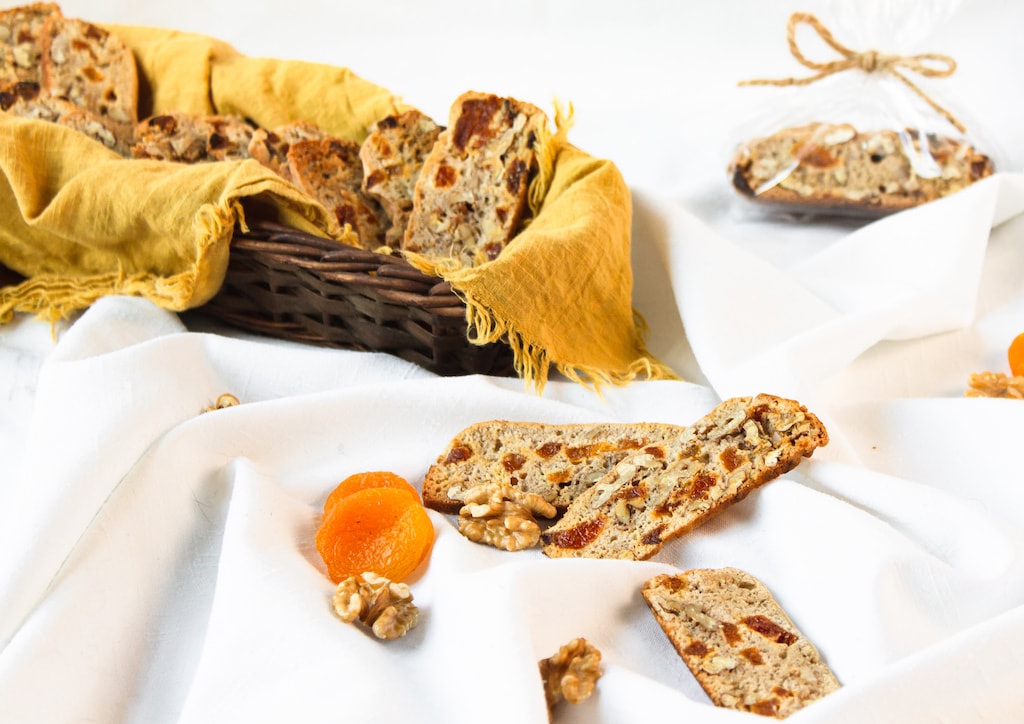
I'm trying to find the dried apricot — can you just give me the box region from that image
[1008,332,1024,377]
[316,486,434,583]
[323,471,420,517]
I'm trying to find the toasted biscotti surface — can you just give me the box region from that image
[360,109,442,249]
[642,568,840,718]
[0,3,61,85]
[730,122,994,216]
[287,137,388,249]
[40,14,138,145]
[131,112,255,163]
[541,395,828,560]
[422,420,685,514]
[403,91,546,266]
[248,120,328,181]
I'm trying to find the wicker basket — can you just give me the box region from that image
[202,220,516,376]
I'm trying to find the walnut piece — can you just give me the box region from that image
[456,482,557,551]
[202,393,240,413]
[966,371,1024,399]
[539,638,603,710]
[331,572,419,640]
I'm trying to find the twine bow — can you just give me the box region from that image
[740,12,966,133]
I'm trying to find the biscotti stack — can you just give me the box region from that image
[0,3,137,155]
[729,122,994,217]
[1,4,550,261]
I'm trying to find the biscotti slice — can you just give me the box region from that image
[131,112,255,163]
[403,91,547,267]
[642,568,840,718]
[248,119,328,181]
[541,395,828,560]
[39,15,138,148]
[1,79,124,153]
[359,109,442,248]
[287,137,388,249]
[0,3,61,85]
[422,420,685,514]
[730,122,994,217]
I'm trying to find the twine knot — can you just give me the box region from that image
[740,12,965,133]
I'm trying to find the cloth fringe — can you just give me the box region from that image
[463,292,677,393]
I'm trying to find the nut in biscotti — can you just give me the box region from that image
[540,395,828,561]
[403,91,547,267]
[729,122,994,217]
[642,568,840,718]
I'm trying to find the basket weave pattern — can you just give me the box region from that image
[203,221,515,376]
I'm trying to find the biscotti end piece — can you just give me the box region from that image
[360,109,442,249]
[403,91,547,267]
[541,395,828,561]
[421,420,685,514]
[131,113,256,163]
[40,14,138,147]
[642,568,840,718]
[287,137,388,249]
[730,122,994,217]
[0,3,62,85]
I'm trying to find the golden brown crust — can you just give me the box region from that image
[642,568,840,718]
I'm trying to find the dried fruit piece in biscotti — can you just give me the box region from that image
[359,109,442,249]
[421,420,684,515]
[642,568,840,718]
[131,112,256,163]
[0,3,62,85]
[1,79,124,153]
[39,14,138,148]
[403,91,547,267]
[287,136,388,249]
[540,395,828,560]
[248,119,329,182]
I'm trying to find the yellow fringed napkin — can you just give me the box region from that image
[0,23,675,390]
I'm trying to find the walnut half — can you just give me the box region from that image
[966,371,1024,399]
[456,482,557,551]
[331,572,419,640]
[539,638,603,711]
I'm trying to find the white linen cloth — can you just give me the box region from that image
[3,1,1024,722]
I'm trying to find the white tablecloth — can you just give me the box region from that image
[2,1,1024,722]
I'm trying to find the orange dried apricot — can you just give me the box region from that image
[315,486,434,583]
[323,471,420,517]
[1008,332,1024,378]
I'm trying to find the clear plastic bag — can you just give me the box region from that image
[727,1,996,219]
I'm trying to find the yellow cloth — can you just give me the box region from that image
[0,23,675,390]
